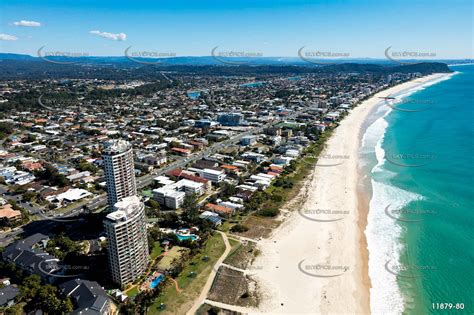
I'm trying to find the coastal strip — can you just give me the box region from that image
[248,72,452,314]
[363,71,457,314]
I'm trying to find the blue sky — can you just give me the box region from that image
[1,0,472,58]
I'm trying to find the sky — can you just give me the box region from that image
[0,0,472,59]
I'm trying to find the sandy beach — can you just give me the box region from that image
[248,73,451,314]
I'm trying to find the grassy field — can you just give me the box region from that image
[150,242,164,260]
[148,233,226,315]
[126,286,139,298]
[156,246,189,271]
[224,241,257,269]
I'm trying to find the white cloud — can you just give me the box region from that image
[13,20,41,27]
[89,30,126,41]
[0,34,18,41]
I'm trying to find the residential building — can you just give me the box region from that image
[171,147,191,156]
[103,196,148,286]
[153,188,185,209]
[0,203,21,224]
[0,285,20,307]
[240,135,257,146]
[205,203,234,217]
[152,178,203,209]
[199,211,222,226]
[201,168,226,183]
[217,113,243,126]
[59,279,112,315]
[103,140,137,209]
[2,233,60,282]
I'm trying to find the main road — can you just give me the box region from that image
[60,116,287,214]
[0,115,291,247]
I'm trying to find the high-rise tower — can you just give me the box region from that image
[103,140,137,209]
[103,196,149,286]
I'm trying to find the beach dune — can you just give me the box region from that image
[248,73,450,314]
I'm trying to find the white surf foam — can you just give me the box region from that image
[362,74,456,314]
[366,178,423,314]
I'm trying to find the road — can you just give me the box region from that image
[60,117,285,215]
[0,185,42,214]
[0,116,290,247]
[186,231,231,315]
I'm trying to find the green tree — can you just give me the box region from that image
[219,182,236,199]
[46,234,84,260]
[181,194,199,223]
[32,285,73,314]
[22,191,37,202]
[20,275,41,301]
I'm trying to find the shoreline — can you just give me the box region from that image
[362,71,457,314]
[247,72,453,314]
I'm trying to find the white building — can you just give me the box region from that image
[273,156,293,165]
[0,167,35,186]
[153,188,185,209]
[103,196,149,286]
[103,140,137,209]
[178,179,205,196]
[152,178,204,209]
[240,135,257,146]
[218,201,244,211]
[241,152,267,163]
[201,168,226,183]
[51,188,92,206]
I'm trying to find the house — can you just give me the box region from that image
[171,147,191,156]
[199,211,222,226]
[269,165,284,173]
[218,201,244,211]
[221,164,241,175]
[205,203,234,217]
[67,171,91,182]
[166,169,212,191]
[0,204,22,224]
[22,161,44,172]
[240,135,257,146]
[273,156,293,166]
[193,159,218,170]
[0,167,35,186]
[2,233,61,282]
[59,279,112,315]
[0,285,20,307]
[186,140,205,151]
[143,154,167,166]
[241,152,267,163]
[50,188,92,206]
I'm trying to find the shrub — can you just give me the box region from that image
[230,224,249,233]
[257,208,280,217]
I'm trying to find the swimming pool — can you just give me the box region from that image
[187,91,201,99]
[149,274,165,289]
[176,234,198,241]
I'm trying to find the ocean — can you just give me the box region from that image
[362,65,473,314]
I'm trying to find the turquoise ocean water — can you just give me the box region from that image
[362,65,473,314]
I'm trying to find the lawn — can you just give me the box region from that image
[150,242,163,260]
[141,189,153,198]
[126,286,139,298]
[156,246,189,271]
[148,233,226,314]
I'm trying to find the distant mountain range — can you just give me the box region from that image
[0,53,460,80]
[0,52,472,66]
